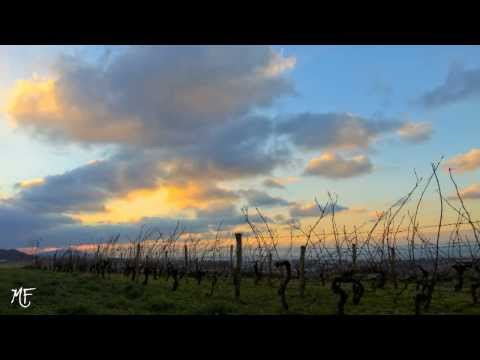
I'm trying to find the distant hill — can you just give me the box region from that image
[0,249,33,263]
[37,249,91,258]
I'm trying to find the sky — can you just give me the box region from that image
[0,45,479,250]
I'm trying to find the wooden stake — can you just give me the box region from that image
[299,245,306,297]
[234,233,242,301]
[184,244,189,272]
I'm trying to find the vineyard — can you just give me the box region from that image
[3,162,480,315]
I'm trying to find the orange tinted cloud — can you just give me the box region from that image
[397,121,432,143]
[445,148,480,173]
[15,177,45,189]
[72,185,172,224]
[3,47,295,149]
[263,176,299,189]
[259,51,296,77]
[4,79,60,123]
[72,181,238,225]
[4,77,143,144]
[449,183,480,200]
[304,152,373,178]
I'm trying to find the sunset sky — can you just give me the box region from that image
[1,45,480,250]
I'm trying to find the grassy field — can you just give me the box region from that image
[1,267,479,315]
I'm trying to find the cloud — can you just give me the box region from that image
[22,219,195,248]
[171,115,291,181]
[8,146,244,220]
[262,176,299,189]
[14,178,45,189]
[0,46,300,248]
[194,203,239,221]
[417,63,480,108]
[304,152,373,179]
[345,207,370,214]
[5,46,295,147]
[2,47,294,217]
[0,197,260,248]
[263,178,286,189]
[273,214,287,223]
[3,46,436,249]
[4,78,143,145]
[0,46,299,250]
[289,202,348,218]
[3,202,279,248]
[448,183,480,200]
[444,148,480,173]
[0,202,77,248]
[162,181,239,213]
[9,150,164,214]
[0,116,289,244]
[397,122,433,143]
[276,112,402,151]
[191,203,257,230]
[237,189,290,208]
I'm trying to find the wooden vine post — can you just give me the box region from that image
[230,244,234,277]
[299,245,306,297]
[184,244,189,272]
[234,233,243,301]
[352,243,357,271]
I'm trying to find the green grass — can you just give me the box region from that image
[1,267,479,315]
